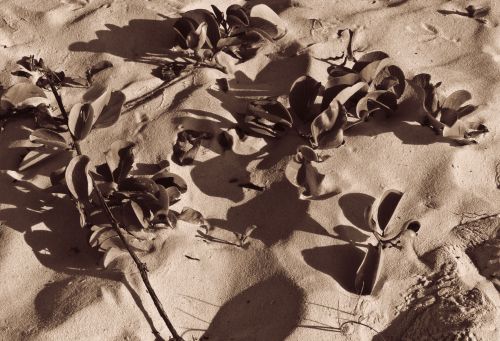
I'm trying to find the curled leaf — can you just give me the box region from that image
[366,189,403,236]
[82,84,111,126]
[372,64,406,99]
[118,177,159,195]
[310,101,346,149]
[249,4,287,39]
[440,90,472,127]
[353,51,390,82]
[65,155,93,201]
[354,243,383,295]
[289,76,322,122]
[153,171,188,193]
[355,90,398,119]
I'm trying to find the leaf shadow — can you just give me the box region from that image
[338,193,375,232]
[200,274,304,341]
[68,18,179,65]
[208,178,334,246]
[302,244,365,293]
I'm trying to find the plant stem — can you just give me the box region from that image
[46,72,183,341]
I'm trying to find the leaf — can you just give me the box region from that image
[226,4,249,26]
[173,17,197,49]
[118,177,159,195]
[332,82,368,106]
[153,171,188,193]
[244,98,293,138]
[249,4,287,39]
[296,145,320,163]
[310,101,346,149]
[440,90,472,126]
[93,91,126,129]
[187,22,208,50]
[372,65,406,98]
[0,83,50,111]
[243,225,258,239]
[289,76,322,122]
[296,161,341,200]
[105,140,136,183]
[376,189,403,232]
[29,128,68,149]
[177,207,209,227]
[124,200,149,229]
[355,91,398,119]
[354,243,382,295]
[68,102,94,140]
[82,84,111,126]
[172,130,212,166]
[65,155,93,201]
[352,51,390,79]
[182,9,221,47]
[211,5,224,25]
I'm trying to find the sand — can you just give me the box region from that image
[0,0,499,340]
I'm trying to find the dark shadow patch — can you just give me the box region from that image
[302,244,365,293]
[201,274,304,341]
[338,193,375,232]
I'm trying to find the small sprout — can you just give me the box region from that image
[285,145,341,200]
[172,130,212,166]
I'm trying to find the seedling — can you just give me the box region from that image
[412,73,488,144]
[355,189,420,295]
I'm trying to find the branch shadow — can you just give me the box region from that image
[200,274,304,341]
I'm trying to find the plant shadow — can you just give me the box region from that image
[68,18,179,65]
[338,193,375,232]
[200,274,304,341]
[302,244,365,293]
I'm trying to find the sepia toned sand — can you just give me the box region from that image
[0,0,499,340]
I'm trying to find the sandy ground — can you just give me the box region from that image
[0,0,499,340]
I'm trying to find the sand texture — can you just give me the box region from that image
[0,0,499,340]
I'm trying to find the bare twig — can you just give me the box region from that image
[45,70,183,341]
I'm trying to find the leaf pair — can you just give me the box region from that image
[174,9,220,50]
[68,85,125,140]
[355,189,420,295]
[0,83,50,112]
[242,98,292,138]
[365,189,420,242]
[285,145,341,200]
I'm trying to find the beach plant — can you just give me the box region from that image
[0,56,215,341]
[412,73,487,144]
[355,189,420,295]
[160,4,286,82]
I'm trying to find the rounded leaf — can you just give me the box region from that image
[82,84,111,126]
[372,65,406,99]
[93,91,126,129]
[354,243,383,295]
[65,155,93,200]
[249,4,287,39]
[153,171,188,193]
[440,90,472,127]
[182,9,221,47]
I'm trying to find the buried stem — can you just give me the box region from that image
[45,71,183,341]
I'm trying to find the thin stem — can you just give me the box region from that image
[46,71,183,341]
